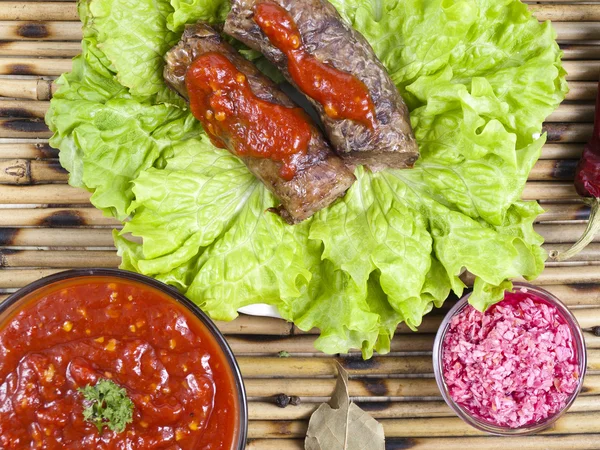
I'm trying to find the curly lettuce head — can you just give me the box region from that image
[47,0,566,357]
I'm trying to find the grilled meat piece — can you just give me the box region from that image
[164,23,355,223]
[224,0,419,170]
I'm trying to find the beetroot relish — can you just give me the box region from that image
[442,290,580,428]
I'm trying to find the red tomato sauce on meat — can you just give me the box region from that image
[186,52,311,180]
[0,277,240,450]
[253,2,377,129]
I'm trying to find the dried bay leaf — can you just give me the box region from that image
[305,363,385,450]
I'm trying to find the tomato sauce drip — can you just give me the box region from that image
[253,2,377,129]
[0,278,239,450]
[186,52,311,181]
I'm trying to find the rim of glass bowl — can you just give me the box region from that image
[432,282,587,436]
[0,268,248,450]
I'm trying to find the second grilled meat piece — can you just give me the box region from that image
[164,23,355,224]
[224,0,419,171]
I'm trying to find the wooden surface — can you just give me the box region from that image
[0,1,599,449]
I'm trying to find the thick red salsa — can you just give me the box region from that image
[253,2,377,129]
[0,277,240,449]
[186,52,311,181]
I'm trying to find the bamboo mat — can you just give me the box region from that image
[1,1,600,449]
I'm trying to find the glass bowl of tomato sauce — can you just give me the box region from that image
[433,282,586,435]
[0,268,247,449]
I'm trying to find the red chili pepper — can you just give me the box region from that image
[550,79,600,261]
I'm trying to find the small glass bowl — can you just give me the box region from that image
[0,268,248,449]
[432,282,587,435]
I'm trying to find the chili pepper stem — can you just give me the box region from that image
[549,197,600,261]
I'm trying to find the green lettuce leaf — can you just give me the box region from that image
[167,0,230,32]
[49,87,200,218]
[86,0,179,97]
[47,7,202,219]
[185,186,313,319]
[122,137,256,273]
[49,0,566,357]
[310,167,433,328]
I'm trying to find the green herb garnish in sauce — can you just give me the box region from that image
[79,379,134,433]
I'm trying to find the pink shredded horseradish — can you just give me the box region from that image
[442,289,580,428]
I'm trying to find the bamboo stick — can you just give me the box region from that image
[246,410,600,439]
[248,395,600,421]
[546,103,595,123]
[0,41,81,58]
[565,81,598,102]
[249,402,319,421]
[543,123,593,143]
[216,316,294,336]
[0,159,67,184]
[0,100,49,118]
[29,159,67,182]
[0,181,575,205]
[544,284,600,307]
[564,60,600,82]
[246,436,600,450]
[574,312,600,331]
[0,57,73,76]
[522,182,578,201]
[248,421,306,439]
[0,184,91,203]
[246,439,302,450]
[0,142,57,159]
[244,377,440,398]
[536,223,600,244]
[585,333,600,350]
[540,143,582,160]
[0,158,29,184]
[0,249,120,268]
[247,401,453,421]
[381,411,600,438]
[530,4,600,22]
[228,333,436,355]
[385,435,600,450]
[0,268,64,288]
[0,21,81,41]
[0,2,78,21]
[561,44,600,61]
[538,203,590,222]
[0,118,51,138]
[0,207,119,227]
[0,227,114,247]
[0,79,56,101]
[554,23,600,42]
[237,356,433,378]
[529,159,577,181]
